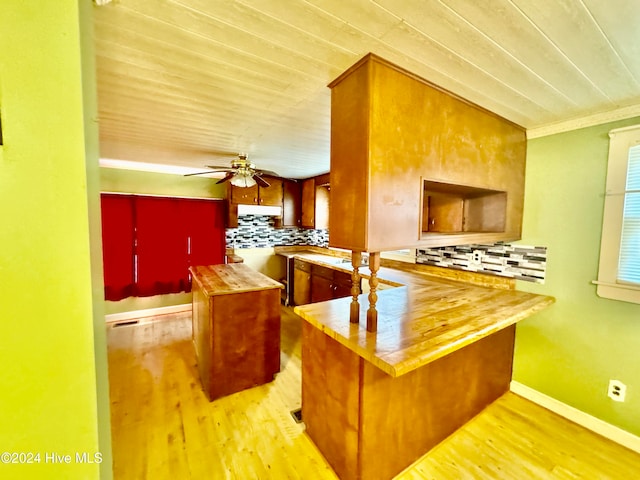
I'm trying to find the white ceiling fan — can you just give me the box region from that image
[185,153,279,188]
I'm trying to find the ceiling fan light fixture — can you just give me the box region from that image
[185,152,277,186]
[230,173,257,188]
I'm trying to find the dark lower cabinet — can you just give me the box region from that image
[311,273,334,303]
[294,259,358,305]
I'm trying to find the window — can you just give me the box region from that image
[595,125,640,303]
[100,194,225,301]
[618,145,640,284]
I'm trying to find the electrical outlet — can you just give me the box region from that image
[608,379,626,402]
[471,250,482,265]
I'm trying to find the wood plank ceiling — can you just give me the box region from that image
[93,0,640,179]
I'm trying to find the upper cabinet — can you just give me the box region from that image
[229,177,283,207]
[328,53,526,252]
[301,174,330,230]
[227,177,284,228]
[282,179,302,228]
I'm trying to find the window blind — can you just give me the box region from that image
[101,194,135,301]
[135,196,190,297]
[618,145,640,285]
[100,194,225,300]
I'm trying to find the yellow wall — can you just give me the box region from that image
[234,247,286,281]
[0,2,111,479]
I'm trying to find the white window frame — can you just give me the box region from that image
[594,125,640,304]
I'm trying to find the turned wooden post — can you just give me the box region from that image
[366,252,380,332]
[350,251,362,323]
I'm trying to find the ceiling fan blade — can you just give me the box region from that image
[184,170,217,177]
[253,174,270,188]
[205,165,235,170]
[216,172,236,184]
[184,169,233,177]
[255,168,279,177]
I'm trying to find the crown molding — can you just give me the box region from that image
[527,104,640,139]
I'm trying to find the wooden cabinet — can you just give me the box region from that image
[282,179,301,227]
[190,264,282,401]
[333,271,353,298]
[310,263,353,303]
[328,53,526,251]
[259,177,284,206]
[422,181,507,234]
[311,273,334,303]
[301,174,330,230]
[293,258,358,305]
[229,177,283,206]
[230,183,259,205]
[301,179,315,228]
[293,258,311,306]
[227,176,284,227]
[310,263,334,303]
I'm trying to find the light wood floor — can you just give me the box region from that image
[107,307,640,479]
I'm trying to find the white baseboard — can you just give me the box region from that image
[510,381,640,454]
[105,303,192,323]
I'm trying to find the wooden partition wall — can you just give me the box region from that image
[301,322,516,480]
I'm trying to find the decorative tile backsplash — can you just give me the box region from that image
[226,215,328,249]
[416,244,547,283]
[227,216,546,283]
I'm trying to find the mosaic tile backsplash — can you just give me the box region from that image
[227,216,546,283]
[416,244,547,283]
[226,215,329,249]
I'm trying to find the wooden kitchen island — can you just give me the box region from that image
[294,262,554,480]
[190,263,283,401]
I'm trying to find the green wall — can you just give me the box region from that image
[81,3,114,476]
[100,167,226,315]
[514,117,640,436]
[0,2,111,479]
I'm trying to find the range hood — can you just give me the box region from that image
[237,204,283,217]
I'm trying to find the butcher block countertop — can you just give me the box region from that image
[190,263,283,296]
[280,247,555,378]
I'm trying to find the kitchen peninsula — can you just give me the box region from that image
[290,250,554,480]
[289,51,555,479]
[190,263,283,401]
